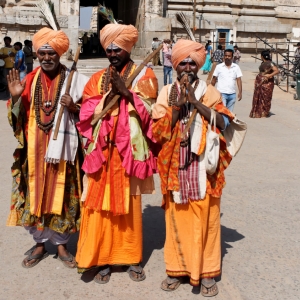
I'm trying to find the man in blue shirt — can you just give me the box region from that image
[13,42,26,81]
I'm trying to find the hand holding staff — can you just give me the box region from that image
[91,44,163,126]
[53,46,81,140]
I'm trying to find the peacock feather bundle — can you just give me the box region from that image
[175,12,196,41]
[36,0,60,31]
[98,4,118,24]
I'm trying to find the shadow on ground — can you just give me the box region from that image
[142,204,165,268]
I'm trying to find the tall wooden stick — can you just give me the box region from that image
[53,46,81,140]
[90,44,163,126]
[181,62,217,138]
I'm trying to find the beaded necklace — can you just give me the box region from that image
[100,60,134,94]
[168,79,200,108]
[34,66,66,134]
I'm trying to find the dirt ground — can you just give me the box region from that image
[0,55,299,300]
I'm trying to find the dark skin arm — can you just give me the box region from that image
[264,65,279,79]
[185,82,225,130]
[104,66,134,108]
[15,58,22,71]
[237,77,242,101]
[211,76,217,86]
[171,74,188,129]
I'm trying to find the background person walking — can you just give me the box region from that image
[233,45,241,64]
[163,42,172,85]
[0,36,16,94]
[201,40,212,74]
[13,42,26,81]
[249,50,279,118]
[23,40,34,73]
[212,44,224,64]
[211,49,243,112]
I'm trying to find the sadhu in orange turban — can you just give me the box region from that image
[100,24,138,53]
[32,27,69,57]
[171,39,206,70]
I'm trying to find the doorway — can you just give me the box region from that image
[217,29,229,49]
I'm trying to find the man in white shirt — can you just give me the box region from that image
[211,49,242,112]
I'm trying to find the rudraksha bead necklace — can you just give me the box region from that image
[100,60,134,94]
[34,68,66,134]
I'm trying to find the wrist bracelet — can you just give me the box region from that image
[172,105,180,111]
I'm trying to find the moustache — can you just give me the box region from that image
[180,71,195,83]
[109,57,120,63]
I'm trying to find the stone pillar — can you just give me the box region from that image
[133,0,171,58]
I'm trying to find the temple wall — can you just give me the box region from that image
[0,0,79,55]
[0,0,299,58]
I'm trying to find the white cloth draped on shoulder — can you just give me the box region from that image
[45,70,89,164]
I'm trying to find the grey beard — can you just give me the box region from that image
[179,71,197,83]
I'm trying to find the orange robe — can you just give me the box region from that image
[76,63,158,272]
[152,82,234,286]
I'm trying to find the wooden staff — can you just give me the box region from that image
[90,44,163,126]
[53,46,81,140]
[181,62,217,138]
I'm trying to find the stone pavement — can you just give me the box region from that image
[0,57,299,300]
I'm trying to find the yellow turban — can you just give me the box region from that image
[32,27,69,57]
[100,24,138,53]
[171,39,206,70]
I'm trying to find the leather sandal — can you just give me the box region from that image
[57,252,76,268]
[201,278,219,297]
[94,266,111,284]
[160,276,181,291]
[21,251,49,268]
[123,265,146,282]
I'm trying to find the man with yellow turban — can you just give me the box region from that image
[6,27,89,269]
[75,23,158,283]
[152,39,235,296]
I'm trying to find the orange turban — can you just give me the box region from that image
[32,27,69,57]
[100,24,138,53]
[171,39,206,70]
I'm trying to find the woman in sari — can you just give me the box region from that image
[201,40,212,74]
[249,50,279,118]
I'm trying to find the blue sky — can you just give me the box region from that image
[79,7,92,30]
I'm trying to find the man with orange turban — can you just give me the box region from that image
[75,23,159,284]
[152,39,235,296]
[6,27,89,269]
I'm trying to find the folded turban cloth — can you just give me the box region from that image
[32,27,69,57]
[171,39,206,70]
[100,24,138,53]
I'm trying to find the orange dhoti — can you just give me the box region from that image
[76,195,142,271]
[164,192,221,286]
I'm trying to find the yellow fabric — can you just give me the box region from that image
[164,192,221,286]
[28,69,66,216]
[76,195,142,270]
[0,47,16,68]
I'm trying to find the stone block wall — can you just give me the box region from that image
[0,0,79,55]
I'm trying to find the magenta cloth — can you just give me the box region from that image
[77,92,158,179]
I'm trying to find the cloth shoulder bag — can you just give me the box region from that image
[205,109,220,175]
[223,116,247,157]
